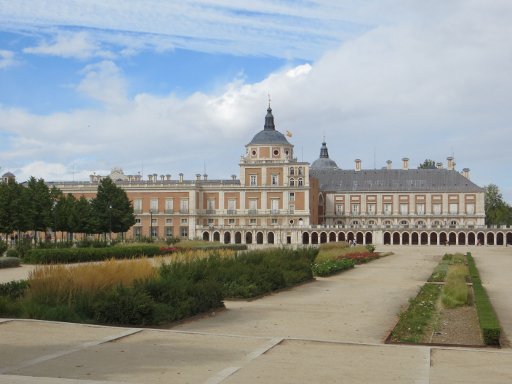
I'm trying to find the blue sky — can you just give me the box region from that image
[0,1,511,203]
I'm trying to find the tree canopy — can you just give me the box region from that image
[485,184,512,225]
[418,159,437,169]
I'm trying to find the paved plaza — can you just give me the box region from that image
[1,246,511,383]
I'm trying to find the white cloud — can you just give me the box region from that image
[23,31,113,59]
[1,1,512,202]
[0,49,17,69]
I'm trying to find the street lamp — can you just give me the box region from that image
[109,204,112,243]
[149,209,153,240]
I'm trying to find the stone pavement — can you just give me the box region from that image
[1,246,512,383]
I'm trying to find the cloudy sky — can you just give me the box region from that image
[0,1,511,202]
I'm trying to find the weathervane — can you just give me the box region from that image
[268,92,271,108]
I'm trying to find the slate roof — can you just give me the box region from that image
[247,106,291,146]
[2,172,15,178]
[311,142,339,170]
[310,168,484,193]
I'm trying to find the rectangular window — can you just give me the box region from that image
[249,199,258,213]
[289,204,295,214]
[250,218,257,224]
[166,218,172,224]
[134,227,142,238]
[228,199,236,211]
[150,226,158,237]
[400,203,408,215]
[133,199,142,214]
[351,204,360,215]
[250,175,257,186]
[271,199,279,213]
[367,204,376,214]
[466,203,475,215]
[336,204,344,215]
[180,226,188,237]
[135,218,141,224]
[151,218,157,225]
[207,198,215,213]
[271,174,279,186]
[271,218,278,224]
[433,203,442,215]
[181,218,188,224]
[228,218,235,224]
[165,198,173,213]
[449,203,458,214]
[207,218,214,224]
[416,203,425,215]
[165,227,173,237]
[150,198,158,213]
[383,203,392,215]
[180,199,189,213]
[289,192,295,202]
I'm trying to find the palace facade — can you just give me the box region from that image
[47,106,511,246]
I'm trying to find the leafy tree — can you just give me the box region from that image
[25,177,53,239]
[485,184,512,225]
[91,178,135,238]
[0,179,30,236]
[418,159,437,169]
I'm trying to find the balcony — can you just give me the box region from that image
[248,209,258,215]
[270,209,280,215]
[227,209,237,215]
[164,209,174,214]
[134,209,142,214]
[179,209,189,214]
[206,209,216,214]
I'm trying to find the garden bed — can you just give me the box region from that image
[387,252,501,347]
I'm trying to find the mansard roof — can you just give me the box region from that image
[310,168,484,193]
[247,106,291,146]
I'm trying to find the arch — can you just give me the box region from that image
[224,232,231,244]
[329,232,336,242]
[384,232,391,245]
[256,232,264,244]
[448,232,457,245]
[430,232,438,245]
[487,232,495,246]
[338,232,346,242]
[468,232,476,245]
[289,178,295,186]
[420,232,429,245]
[477,232,485,245]
[302,232,310,245]
[411,232,419,245]
[402,232,410,245]
[202,232,210,241]
[267,232,275,244]
[356,232,364,244]
[507,232,512,246]
[392,232,400,245]
[365,232,373,244]
[213,231,221,242]
[496,232,504,246]
[235,231,242,244]
[320,232,327,244]
[458,232,466,245]
[440,232,447,245]
[347,232,355,242]
[311,232,319,244]
[246,232,253,244]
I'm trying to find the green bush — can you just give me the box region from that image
[313,258,355,277]
[0,239,7,255]
[365,244,376,253]
[0,256,21,268]
[5,249,18,258]
[0,280,29,298]
[24,245,163,264]
[466,252,501,345]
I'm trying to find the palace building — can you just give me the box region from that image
[47,106,511,246]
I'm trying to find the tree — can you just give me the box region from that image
[418,159,437,169]
[0,179,30,236]
[485,184,512,225]
[25,177,53,239]
[91,178,135,238]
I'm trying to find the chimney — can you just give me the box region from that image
[148,174,153,182]
[436,162,443,169]
[179,173,184,183]
[160,175,165,181]
[166,174,171,181]
[231,174,237,180]
[355,159,361,172]
[386,160,392,170]
[447,157,454,171]
[462,168,470,179]
[196,173,201,181]
[203,173,208,181]
[402,157,409,170]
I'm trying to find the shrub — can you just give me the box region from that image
[0,239,7,255]
[0,280,29,298]
[0,256,21,268]
[365,244,376,253]
[5,249,18,258]
[313,259,355,277]
[466,252,501,345]
[441,264,469,308]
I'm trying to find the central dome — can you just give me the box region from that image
[311,141,339,170]
[247,106,291,146]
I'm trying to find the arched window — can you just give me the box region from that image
[450,220,457,228]
[298,178,303,186]
[290,178,295,186]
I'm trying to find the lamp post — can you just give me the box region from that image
[109,204,112,243]
[149,209,153,240]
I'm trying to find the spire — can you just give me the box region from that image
[319,141,329,159]
[264,106,275,131]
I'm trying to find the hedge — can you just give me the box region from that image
[0,256,21,268]
[313,259,354,277]
[24,245,163,264]
[466,252,501,345]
